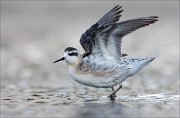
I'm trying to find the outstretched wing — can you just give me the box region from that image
[80,5,123,56]
[96,16,159,60]
[80,5,159,61]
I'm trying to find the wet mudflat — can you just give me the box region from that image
[1,86,179,117]
[1,1,179,118]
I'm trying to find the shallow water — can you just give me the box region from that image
[1,1,179,117]
[1,87,179,117]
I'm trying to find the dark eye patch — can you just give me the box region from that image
[68,52,78,56]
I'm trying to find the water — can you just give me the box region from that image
[1,1,179,117]
[1,87,179,117]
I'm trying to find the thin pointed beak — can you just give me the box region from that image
[53,57,65,63]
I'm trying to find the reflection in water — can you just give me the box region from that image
[72,94,179,118]
[1,87,179,117]
[1,1,179,117]
[75,102,129,118]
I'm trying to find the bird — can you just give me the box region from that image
[53,5,158,101]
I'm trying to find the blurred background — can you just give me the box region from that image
[1,1,179,92]
[1,1,179,117]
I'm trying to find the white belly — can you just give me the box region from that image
[66,57,155,88]
[68,70,118,88]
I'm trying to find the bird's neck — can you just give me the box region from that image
[67,62,84,78]
[67,59,83,71]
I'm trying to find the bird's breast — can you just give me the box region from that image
[67,65,117,88]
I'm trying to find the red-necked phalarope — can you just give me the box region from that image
[53,5,158,101]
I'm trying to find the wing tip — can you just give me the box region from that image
[147,16,159,21]
[97,5,123,27]
[114,5,123,9]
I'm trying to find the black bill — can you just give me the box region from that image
[53,57,65,63]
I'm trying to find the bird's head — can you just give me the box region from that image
[53,47,82,65]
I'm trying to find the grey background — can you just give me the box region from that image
[1,1,179,117]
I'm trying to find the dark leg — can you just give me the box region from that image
[110,84,122,96]
[112,87,115,91]
[109,87,116,101]
[109,84,122,101]
[111,87,116,97]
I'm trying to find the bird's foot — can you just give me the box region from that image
[108,93,116,101]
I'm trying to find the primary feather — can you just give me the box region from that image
[79,5,158,62]
[80,5,123,56]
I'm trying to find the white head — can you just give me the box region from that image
[53,47,82,65]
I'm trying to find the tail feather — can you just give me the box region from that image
[129,57,155,75]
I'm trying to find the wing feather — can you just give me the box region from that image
[115,16,159,37]
[79,5,159,61]
[80,5,123,56]
[97,5,123,27]
[95,16,159,60]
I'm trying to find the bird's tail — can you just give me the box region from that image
[129,57,155,75]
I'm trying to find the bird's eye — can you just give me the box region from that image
[68,52,78,56]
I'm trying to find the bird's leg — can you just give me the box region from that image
[111,84,122,95]
[109,87,116,101]
[112,87,115,91]
[109,84,122,101]
[111,87,116,97]
[109,87,117,101]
